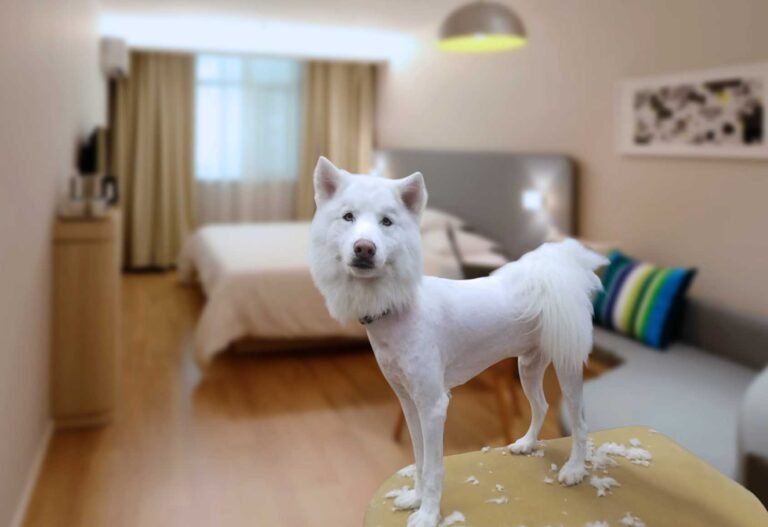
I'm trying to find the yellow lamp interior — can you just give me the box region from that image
[437,33,527,53]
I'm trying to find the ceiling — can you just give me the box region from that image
[99,0,470,33]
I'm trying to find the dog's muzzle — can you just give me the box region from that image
[350,258,375,269]
[350,239,377,270]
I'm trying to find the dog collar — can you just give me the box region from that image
[359,309,391,325]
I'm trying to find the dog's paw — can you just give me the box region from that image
[507,436,536,455]
[393,488,421,510]
[558,461,587,486]
[407,508,440,527]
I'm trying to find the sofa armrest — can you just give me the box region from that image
[739,367,768,500]
[744,454,768,507]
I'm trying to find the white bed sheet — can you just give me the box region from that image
[180,222,499,363]
[180,223,360,364]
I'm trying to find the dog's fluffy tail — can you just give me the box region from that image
[497,238,608,373]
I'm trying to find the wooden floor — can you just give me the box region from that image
[25,273,606,527]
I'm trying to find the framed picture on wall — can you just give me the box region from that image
[617,62,768,159]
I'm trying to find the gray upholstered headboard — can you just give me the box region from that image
[376,149,576,259]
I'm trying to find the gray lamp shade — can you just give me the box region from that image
[438,1,527,53]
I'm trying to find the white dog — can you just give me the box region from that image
[309,157,607,527]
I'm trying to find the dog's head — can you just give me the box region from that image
[309,157,427,323]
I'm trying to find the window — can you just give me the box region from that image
[194,54,303,182]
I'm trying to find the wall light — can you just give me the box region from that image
[521,189,544,211]
[437,1,527,53]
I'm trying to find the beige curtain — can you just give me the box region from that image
[111,52,196,268]
[295,62,377,219]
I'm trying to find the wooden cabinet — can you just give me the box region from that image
[51,210,120,428]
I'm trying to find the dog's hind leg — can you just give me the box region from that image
[508,349,549,454]
[555,363,588,486]
[407,390,449,527]
[393,393,423,510]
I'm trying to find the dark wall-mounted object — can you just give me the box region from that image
[77,127,108,175]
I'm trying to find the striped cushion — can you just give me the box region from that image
[593,250,696,349]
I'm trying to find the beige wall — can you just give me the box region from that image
[378,0,768,318]
[0,1,105,524]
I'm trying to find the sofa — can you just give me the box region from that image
[560,299,768,501]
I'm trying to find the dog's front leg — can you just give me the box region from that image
[393,392,423,510]
[407,390,449,527]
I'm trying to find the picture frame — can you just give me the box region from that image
[617,62,768,159]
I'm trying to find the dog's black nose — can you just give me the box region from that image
[353,239,376,259]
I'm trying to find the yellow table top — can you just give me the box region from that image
[365,426,767,527]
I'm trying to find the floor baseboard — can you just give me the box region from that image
[10,421,52,527]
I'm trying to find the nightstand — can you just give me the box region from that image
[51,210,120,428]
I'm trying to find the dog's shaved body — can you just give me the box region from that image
[309,157,607,527]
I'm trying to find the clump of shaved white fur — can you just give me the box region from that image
[384,486,411,499]
[438,511,465,526]
[626,447,652,464]
[584,522,610,527]
[620,512,645,527]
[397,464,416,478]
[309,157,425,323]
[587,439,653,469]
[590,475,620,497]
[598,442,628,456]
[588,443,621,470]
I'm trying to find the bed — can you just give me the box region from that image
[179,217,505,363]
[180,150,575,364]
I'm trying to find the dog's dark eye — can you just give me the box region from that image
[343,212,354,222]
[381,217,393,227]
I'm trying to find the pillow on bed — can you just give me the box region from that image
[422,229,499,256]
[593,249,696,349]
[420,208,465,233]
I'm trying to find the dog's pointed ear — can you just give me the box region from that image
[398,172,428,216]
[314,156,343,205]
